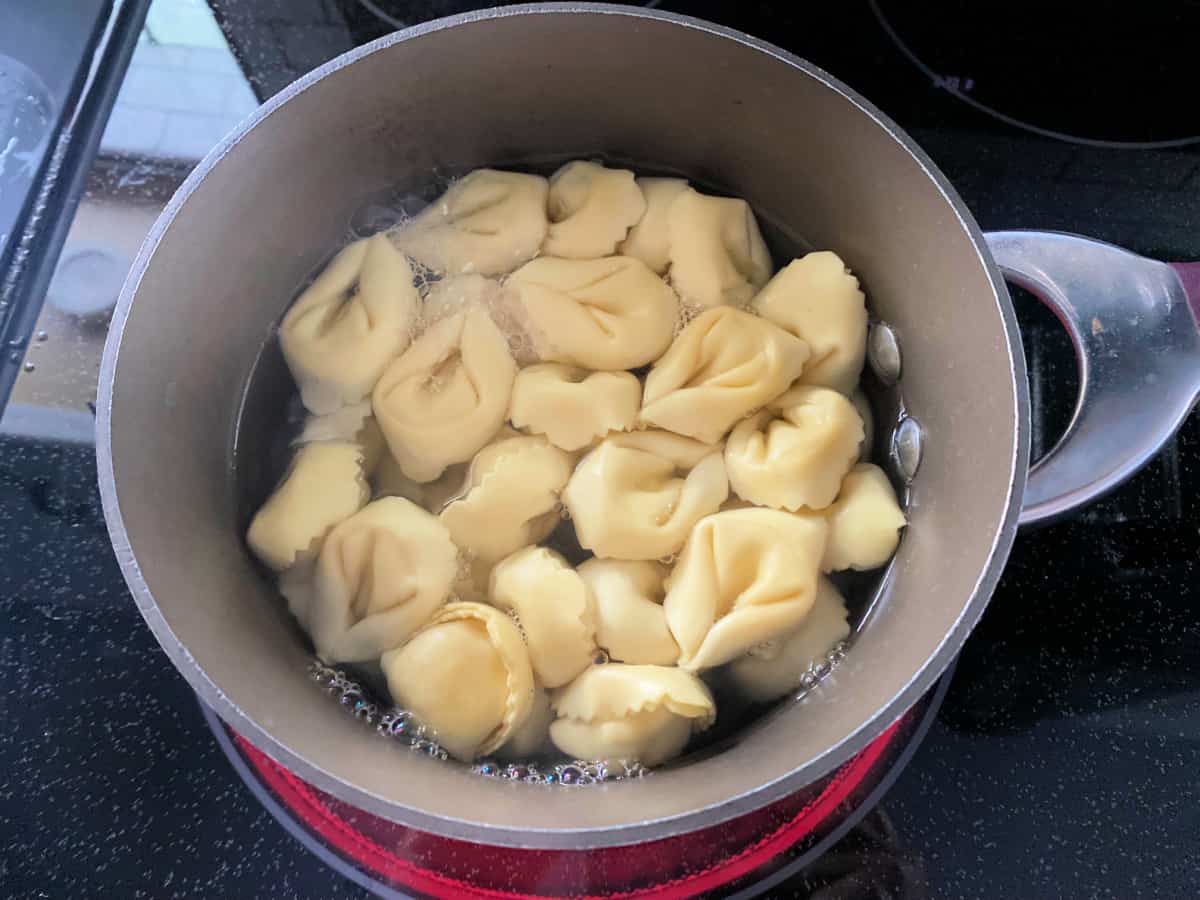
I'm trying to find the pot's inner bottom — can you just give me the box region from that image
[231,157,909,783]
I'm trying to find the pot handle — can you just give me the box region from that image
[984,230,1200,526]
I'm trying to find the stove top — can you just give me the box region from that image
[2,2,1199,897]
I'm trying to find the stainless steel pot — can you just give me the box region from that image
[95,4,1200,850]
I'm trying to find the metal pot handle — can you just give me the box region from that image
[984,230,1200,526]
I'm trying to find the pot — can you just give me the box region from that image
[96,4,1200,851]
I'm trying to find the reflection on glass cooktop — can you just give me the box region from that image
[1,1,1197,897]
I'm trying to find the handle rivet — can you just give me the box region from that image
[867,322,901,384]
[892,415,923,483]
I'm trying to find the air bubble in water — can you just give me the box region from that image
[349,202,404,237]
[504,608,526,639]
[672,300,704,337]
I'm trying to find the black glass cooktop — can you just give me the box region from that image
[2,2,1198,897]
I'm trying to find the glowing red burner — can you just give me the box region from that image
[226,711,915,899]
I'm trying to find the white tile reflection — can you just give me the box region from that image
[7,0,260,422]
[99,0,258,162]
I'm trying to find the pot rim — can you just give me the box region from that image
[96,2,1031,849]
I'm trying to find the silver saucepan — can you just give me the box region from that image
[96,4,1200,850]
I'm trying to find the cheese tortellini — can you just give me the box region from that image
[496,682,555,759]
[664,507,828,670]
[295,401,387,475]
[751,251,868,394]
[549,664,715,766]
[725,577,851,703]
[563,430,728,561]
[508,364,641,451]
[640,306,810,444]
[391,169,549,276]
[578,559,679,666]
[439,432,574,569]
[618,177,689,274]
[851,391,875,462]
[247,442,368,572]
[725,385,865,511]
[307,497,457,664]
[256,163,910,774]
[505,256,679,370]
[280,235,419,415]
[382,601,535,761]
[822,463,907,572]
[373,304,517,482]
[666,188,772,308]
[543,161,647,259]
[489,547,598,688]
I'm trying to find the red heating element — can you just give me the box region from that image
[234,716,906,899]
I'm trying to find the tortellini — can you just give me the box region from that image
[382,601,535,761]
[439,433,573,569]
[640,306,810,444]
[725,577,851,703]
[666,188,772,308]
[508,364,641,451]
[505,256,679,370]
[278,561,318,634]
[259,162,904,773]
[391,169,549,276]
[307,497,457,663]
[563,430,728,561]
[295,401,387,475]
[247,442,368,571]
[664,507,828,670]
[851,391,875,462]
[751,251,868,394]
[578,559,679,666]
[822,463,906,572]
[549,664,715,766]
[488,547,597,688]
[280,235,419,414]
[497,682,555,759]
[618,177,689,274]
[725,385,864,511]
[372,304,517,482]
[543,161,646,259]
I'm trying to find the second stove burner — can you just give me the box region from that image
[872,0,1200,147]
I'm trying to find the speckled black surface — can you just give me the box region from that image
[0,439,370,899]
[4,1,1200,898]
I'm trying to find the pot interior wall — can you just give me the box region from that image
[103,8,1022,845]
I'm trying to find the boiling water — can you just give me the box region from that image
[231,158,906,782]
